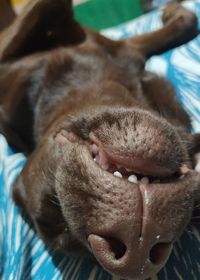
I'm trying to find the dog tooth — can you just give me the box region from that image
[128,175,138,183]
[156,235,160,239]
[140,177,149,184]
[113,171,123,178]
[95,155,100,164]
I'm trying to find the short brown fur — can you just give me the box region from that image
[0,1,200,279]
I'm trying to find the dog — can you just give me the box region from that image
[0,0,200,279]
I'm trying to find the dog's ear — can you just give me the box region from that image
[0,0,86,62]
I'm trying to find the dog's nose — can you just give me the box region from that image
[88,229,172,279]
[87,176,194,279]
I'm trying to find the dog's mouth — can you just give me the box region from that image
[89,132,182,185]
[55,128,200,279]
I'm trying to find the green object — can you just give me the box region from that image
[74,0,143,31]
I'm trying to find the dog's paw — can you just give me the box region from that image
[162,3,198,36]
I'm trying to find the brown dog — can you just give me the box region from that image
[0,0,200,279]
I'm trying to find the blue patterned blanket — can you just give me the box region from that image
[1,1,200,279]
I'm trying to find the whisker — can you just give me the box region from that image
[47,166,63,185]
[49,197,60,207]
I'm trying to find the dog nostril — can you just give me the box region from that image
[105,237,127,260]
[149,242,172,265]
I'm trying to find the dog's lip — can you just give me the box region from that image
[89,132,181,178]
[89,143,187,185]
[56,129,192,184]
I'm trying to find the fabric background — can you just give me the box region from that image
[0,1,200,279]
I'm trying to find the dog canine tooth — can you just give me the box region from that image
[128,175,138,183]
[113,171,123,178]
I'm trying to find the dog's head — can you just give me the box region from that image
[14,105,200,280]
[0,0,199,279]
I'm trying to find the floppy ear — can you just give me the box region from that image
[0,0,86,62]
[0,0,86,153]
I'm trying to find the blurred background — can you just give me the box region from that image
[5,0,144,31]
[1,0,181,31]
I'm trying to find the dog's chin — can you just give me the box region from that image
[53,110,199,280]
